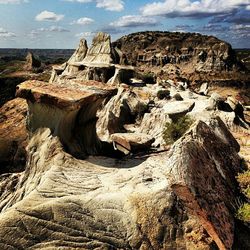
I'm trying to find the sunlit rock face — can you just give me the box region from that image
[16,80,117,158]
[0,117,242,249]
[50,32,135,85]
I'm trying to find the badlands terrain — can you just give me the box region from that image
[0,31,249,249]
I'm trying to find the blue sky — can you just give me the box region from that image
[0,0,249,48]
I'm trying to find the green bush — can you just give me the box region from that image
[236,203,250,222]
[157,89,170,100]
[237,170,250,199]
[141,72,155,84]
[163,115,194,144]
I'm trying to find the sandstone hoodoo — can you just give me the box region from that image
[0,31,249,249]
[16,80,118,159]
[24,51,42,71]
[50,32,135,85]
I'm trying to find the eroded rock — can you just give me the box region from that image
[0,98,28,173]
[0,117,242,249]
[16,80,117,158]
[24,52,42,71]
[164,101,195,120]
[111,132,155,154]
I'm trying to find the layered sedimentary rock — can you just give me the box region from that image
[83,32,113,65]
[16,80,117,158]
[113,31,242,72]
[0,117,242,249]
[50,32,135,85]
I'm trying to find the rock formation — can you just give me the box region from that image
[0,31,249,249]
[113,31,243,73]
[16,80,117,159]
[24,52,42,71]
[50,32,135,85]
[0,116,243,249]
[0,98,28,174]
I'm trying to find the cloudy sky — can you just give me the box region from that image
[0,0,249,49]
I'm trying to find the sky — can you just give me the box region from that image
[0,0,249,49]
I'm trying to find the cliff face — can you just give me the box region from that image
[113,31,242,73]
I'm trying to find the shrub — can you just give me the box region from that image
[237,170,250,198]
[236,203,250,222]
[141,72,155,84]
[163,115,194,144]
[157,89,170,100]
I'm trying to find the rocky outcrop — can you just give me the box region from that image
[0,116,243,249]
[83,32,113,65]
[0,98,28,173]
[16,80,117,158]
[113,31,243,73]
[50,32,135,85]
[97,87,148,141]
[68,38,88,64]
[24,52,42,71]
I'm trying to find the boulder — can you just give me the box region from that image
[133,107,171,148]
[199,82,209,95]
[156,88,170,100]
[97,88,148,140]
[111,132,155,154]
[206,92,224,111]
[172,93,183,101]
[164,101,195,120]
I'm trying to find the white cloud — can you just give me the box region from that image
[29,26,69,39]
[110,15,158,28]
[0,27,16,37]
[64,0,92,2]
[71,17,94,25]
[64,0,124,11]
[96,0,124,11]
[35,10,64,22]
[141,0,250,18]
[37,26,70,32]
[75,31,96,37]
[231,24,250,30]
[0,0,28,3]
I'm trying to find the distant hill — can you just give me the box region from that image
[0,48,74,64]
[113,31,245,73]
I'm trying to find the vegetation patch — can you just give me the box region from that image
[163,115,194,144]
[141,72,155,84]
[237,203,250,222]
[236,165,250,223]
